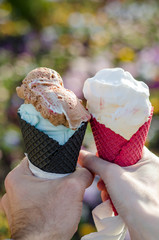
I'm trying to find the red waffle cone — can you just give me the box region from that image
[90,108,153,166]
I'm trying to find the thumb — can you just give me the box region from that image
[13,157,33,176]
[67,167,94,190]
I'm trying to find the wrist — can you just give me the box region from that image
[10,209,62,240]
[10,209,72,240]
[126,202,159,240]
[11,224,69,240]
[11,231,64,240]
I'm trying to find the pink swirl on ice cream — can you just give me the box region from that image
[83,68,151,140]
[16,67,90,129]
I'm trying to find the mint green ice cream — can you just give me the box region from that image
[18,104,76,145]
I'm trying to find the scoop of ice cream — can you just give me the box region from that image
[18,104,76,145]
[83,68,151,140]
[16,67,90,129]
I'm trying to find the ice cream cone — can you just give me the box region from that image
[18,114,87,174]
[83,67,153,233]
[90,108,153,166]
[16,67,90,175]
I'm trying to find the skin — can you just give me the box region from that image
[1,147,159,240]
[78,147,159,240]
[1,158,93,240]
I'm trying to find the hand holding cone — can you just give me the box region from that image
[83,68,153,215]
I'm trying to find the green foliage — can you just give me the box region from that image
[5,0,51,30]
[0,213,10,239]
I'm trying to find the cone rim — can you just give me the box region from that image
[18,112,87,147]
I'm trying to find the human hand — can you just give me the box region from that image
[79,147,159,240]
[1,158,93,240]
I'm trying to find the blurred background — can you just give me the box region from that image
[0,0,159,238]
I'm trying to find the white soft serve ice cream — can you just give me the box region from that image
[18,104,76,145]
[83,68,151,140]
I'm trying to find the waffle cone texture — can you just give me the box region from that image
[90,108,153,166]
[18,114,87,174]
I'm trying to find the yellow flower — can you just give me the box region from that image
[59,34,73,46]
[0,213,10,239]
[51,4,72,25]
[79,223,96,237]
[145,139,149,147]
[150,98,159,114]
[0,20,28,36]
[90,30,110,48]
[117,47,135,62]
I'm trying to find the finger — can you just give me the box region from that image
[67,167,94,190]
[101,190,109,202]
[13,157,33,176]
[79,150,112,179]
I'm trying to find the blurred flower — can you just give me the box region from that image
[79,223,96,237]
[14,53,36,76]
[136,47,159,81]
[145,138,149,148]
[52,4,70,25]
[59,34,73,47]
[68,12,85,28]
[91,30,110,47]
[117,47,135,62]
[90,54,113,73]
[41,26,57,49]
[150,97,159,115]
[0,213,9,239]
[63,57,91,98]
[4,129,20,147]
[142,47,159,64]
[105,1,157,22]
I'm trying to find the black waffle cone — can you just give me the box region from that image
[18,114,87,174]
